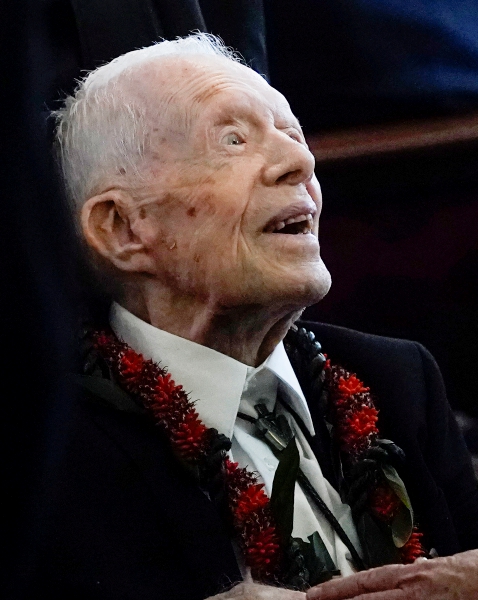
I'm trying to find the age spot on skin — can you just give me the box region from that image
[118,167,126,175]
[187,206,197,217]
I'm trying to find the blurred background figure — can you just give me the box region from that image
[1,1,78,597]
[268,0,478,131]
[265,0,478,439]
[3,0,478,596]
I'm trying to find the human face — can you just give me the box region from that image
[134,56,331,312]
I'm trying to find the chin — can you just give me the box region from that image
[298,269,331,308]
[213,260,331,311]
[261,260,332,311]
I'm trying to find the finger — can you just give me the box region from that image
[311,592,405,600]
[306,565,407,600]
[209,582,306,599]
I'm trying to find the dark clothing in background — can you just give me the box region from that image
[263,0,478,419]
[266,0,478,132]
[51,0,478,130]
[1,1,78,597]
[45,0,268,112]
[304,145,478,419]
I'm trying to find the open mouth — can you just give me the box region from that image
[265,213,314,235]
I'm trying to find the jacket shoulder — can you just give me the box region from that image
[299,320,419,359]
[297,320,478,554]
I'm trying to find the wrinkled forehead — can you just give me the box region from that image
[127,55,298,131]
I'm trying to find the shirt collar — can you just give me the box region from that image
[110,302,315,439]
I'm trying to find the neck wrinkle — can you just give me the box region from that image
[121,282,303,367]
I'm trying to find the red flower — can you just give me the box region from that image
[120,348,145,382]
[224,460,258,500]
[337,375,370,398]
[369,484,401,522]
[400,528,426,563]
[345,405,379,439]
[150,374,184,413]
[246,526,281,577]
[95,333,111,347]
[337,405,379,456]
[225,459,240,475]
[171,411,208,459]
[235,484,269,520]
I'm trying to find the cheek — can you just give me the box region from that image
[179,187,246,251]
[306,176,322,210]
[143,192,230,273]
[145,163,252,271]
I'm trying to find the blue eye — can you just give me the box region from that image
[223,132,243,146]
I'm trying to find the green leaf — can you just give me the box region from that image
[270,437,300,544]
[391,503,413,548]
[356,512,401,568]
[381,464,413,547]
[307,531,337,574]
[298,537,329,586]
[70,374,146,415]
[381,465,413,512]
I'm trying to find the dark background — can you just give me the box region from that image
[264,1,478,419]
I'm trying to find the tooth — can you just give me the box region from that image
[274,221,285,231]
[285,214,308,225]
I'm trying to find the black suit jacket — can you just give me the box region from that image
[35,322,478,599]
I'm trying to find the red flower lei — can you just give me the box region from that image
[93,330,424,582]
[325,360,425,563]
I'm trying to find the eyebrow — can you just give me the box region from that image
[279,119,302,129]
[207,91,302,131]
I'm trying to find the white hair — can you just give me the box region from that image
[53,33,242,217]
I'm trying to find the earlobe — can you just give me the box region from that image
[81,190,153,273]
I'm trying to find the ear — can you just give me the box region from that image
[81,190,155,274]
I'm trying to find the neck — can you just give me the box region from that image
[119,283,303,367]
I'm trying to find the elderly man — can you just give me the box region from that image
[47,34,478,599]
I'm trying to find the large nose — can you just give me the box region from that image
[262,132,316,187]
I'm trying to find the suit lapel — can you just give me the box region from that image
[87,404,242,595]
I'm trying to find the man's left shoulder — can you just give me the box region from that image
[300,320,422,359]
[297,320,434,390]
[296,321,478,555]
[294,320,450,433]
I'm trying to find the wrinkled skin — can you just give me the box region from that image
[207,582,306,600]
[82,55,331,366]
[306,551,478,600]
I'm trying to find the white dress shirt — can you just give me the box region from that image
[110,302,362,577]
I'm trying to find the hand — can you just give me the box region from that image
[306,550,478,600]
[207,582,306,599]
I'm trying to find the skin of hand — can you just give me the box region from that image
[306,550,478,600]
[207,582,306,599]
